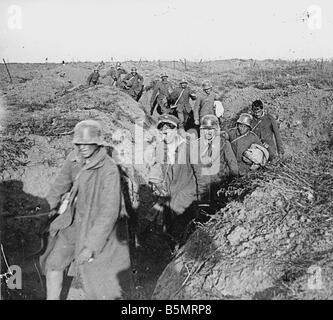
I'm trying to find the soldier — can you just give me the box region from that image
[121,67,144,101]
[250,100,284,161]
[226,113,268,176]
[108,62,127,87]
[191,114,238,202]
[40,120,131,300]
[169,78,196,129]
[150,73,174,116]
[87,69,100,86]
[147,114,197,244]
[193,80,221,126]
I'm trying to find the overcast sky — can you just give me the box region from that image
[0,0,332,62]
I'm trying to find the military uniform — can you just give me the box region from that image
[227,127,264,176]
[41,148,131,299]
[150,80,174,115]
[87,71,100,86]
[121,73,144,101]
[108,66,127,86]
[191,134,238,200]
[170,86,196,127]
[193,91,219,123]
[251,111,284,159]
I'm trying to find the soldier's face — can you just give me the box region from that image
[159,123,178,144]
[203,128,216,141]
[237,124,250,135]
[181,83,187,89]
[252,108,263,118]
[77,144,99,158]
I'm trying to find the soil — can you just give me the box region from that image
[1,60,333,300]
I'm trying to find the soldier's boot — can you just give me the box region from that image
[46,270,63,300]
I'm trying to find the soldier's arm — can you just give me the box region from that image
[270,115,284,154]
[84,163,121,255]
[46,158,74,210]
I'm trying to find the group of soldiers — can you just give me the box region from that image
[40,64,284,300]
[87,62,144,102]
[145,98,284,235]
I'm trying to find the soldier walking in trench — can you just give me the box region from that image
[250,100,284,162]
[107,62,127,87]
[86,69,100,87]
[169,78,196,129]
[225,113,269,176]
[40,120,131,300]
[146,114,197,245]
[191,114,238,203]
[121,67,144,101]
[193,80,221,126]
[149,73,174,116]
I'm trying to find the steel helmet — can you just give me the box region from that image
[202,80,212,90]
[180,78,188,84]
[200,114,220,130]
[160,72,168,78]
[73,120,106,145]
[131,66,137,72]
[237,113,253,127]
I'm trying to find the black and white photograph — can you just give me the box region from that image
[0,0,333,305]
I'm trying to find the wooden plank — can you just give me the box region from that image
[2,59,13,83]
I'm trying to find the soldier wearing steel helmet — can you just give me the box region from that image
[226,113,267,175]
[190,114,238,201]
[40,120,131,300]
[193,80,221,126]
[169,78,196,129]
[121,67,144,101]
[150,72,174,116]
[87,69,100,86]
[107,62,127,87]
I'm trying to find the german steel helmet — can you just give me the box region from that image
[72,120,105,145]
[180,78,188,84]
[200,114,220,129]
[160,72,168,78]
[237,113,253,127]
[202,80,212,90]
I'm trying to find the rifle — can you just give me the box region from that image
[150,87,160,116]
